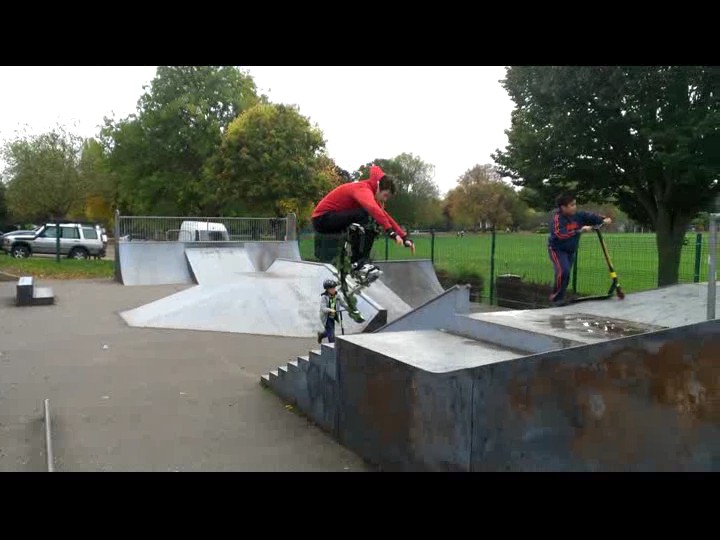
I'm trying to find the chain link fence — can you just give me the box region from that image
[116,214,294,243]
[299,229,716,307]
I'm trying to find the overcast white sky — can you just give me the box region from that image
[0,66,514,196]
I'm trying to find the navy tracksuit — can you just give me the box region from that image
[547,210,604,302]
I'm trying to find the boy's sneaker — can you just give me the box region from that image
[317,332,323,344]
[350,263,382,284]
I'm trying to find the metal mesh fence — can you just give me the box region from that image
[299,229,717,307]
[116,216,289,242]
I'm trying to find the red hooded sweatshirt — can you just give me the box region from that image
[311,165,406,238]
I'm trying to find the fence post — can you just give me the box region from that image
[694,232,703,283]
[55,215,61,263]
[489,227,496,305]
[572,250,579,293]
[384,235,389,261]
[430,229,435,263]
[114,209,121,283]
[285,213,297,241]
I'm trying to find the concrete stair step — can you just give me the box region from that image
[261,345,339,436]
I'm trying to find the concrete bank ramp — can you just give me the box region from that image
[374,259,444,309]
[120,259,412,337]
[118,242,193,286]
[185,247,256,284]
[268,259,412,326]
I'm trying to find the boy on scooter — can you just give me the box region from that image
[548,193,612,306]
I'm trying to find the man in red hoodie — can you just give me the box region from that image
[312,164,416,284]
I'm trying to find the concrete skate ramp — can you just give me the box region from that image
[267,259,412,325]
[118,240,300,286]
[185,247,256,284]
[118,242,193,286]
[549,282,719,328]
[120,259,410,337]
[374,260,444,308]
[375,285,471,334]
[460,282,719,353]
[244,242,300,271]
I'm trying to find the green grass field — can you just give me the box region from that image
[299,231,714,300]
[0,255,114,280]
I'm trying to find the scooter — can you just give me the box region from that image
[570,222,625,303]
[337,308,346,335]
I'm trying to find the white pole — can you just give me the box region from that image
[44,399,55,472]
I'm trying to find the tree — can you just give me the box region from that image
[0,181,8,229]
[445,164,521,231]
[2,127,89,222]
[354,153,441,228]
[335,165,352,183]
[212,103,336,217]
[77,138,117,226]
[277,155,347,228]
[518,186,548,211]
[415,198,445,230]
[101,66,259,215]
[493,66,720,286]
[507,192,531,231]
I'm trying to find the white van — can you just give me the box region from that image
[178,221,230,242]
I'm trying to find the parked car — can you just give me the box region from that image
[178,220,230,242]
[1,222,107,259]
[1,227,41,239]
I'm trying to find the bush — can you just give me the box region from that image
[495,274,554,309]
[436,263,485,302]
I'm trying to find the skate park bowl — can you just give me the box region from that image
[262,282,719,471]
[114,238,455,337]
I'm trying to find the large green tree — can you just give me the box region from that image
[77,138,117,225]
[101,66,259,215]
[445,164,524,231]
[2,127,89,221]
[211,103,336,217]
[355,153,441,228]
[493,66,720,286]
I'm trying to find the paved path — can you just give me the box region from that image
[0,278,372,471]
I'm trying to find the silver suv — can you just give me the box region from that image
[2,222,107,259]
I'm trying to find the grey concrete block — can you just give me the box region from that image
[469,319,720,471]
[32,287,55,306]
[16,276,33,306]
[336,338,475,471]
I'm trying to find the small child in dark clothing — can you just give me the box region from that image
[548,193,612,305]
[318,279,349,344]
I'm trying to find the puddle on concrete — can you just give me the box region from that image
[538,313,667,339]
